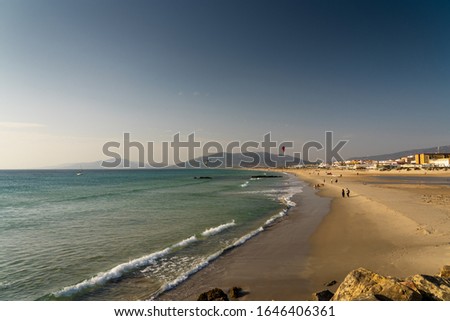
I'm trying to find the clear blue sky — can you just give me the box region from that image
[1,0,449,168]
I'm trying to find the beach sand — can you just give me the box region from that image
[159,169,450,300]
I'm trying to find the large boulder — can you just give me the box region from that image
[197,288,229,301]
[406,274,450,301]
[331,268,422,301]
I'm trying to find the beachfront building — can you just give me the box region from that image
[429,158,450,167]
[396,155,415,165]
[415,153,450,167]
[331,159,379,170]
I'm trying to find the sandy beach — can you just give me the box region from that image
[160,169,450,300]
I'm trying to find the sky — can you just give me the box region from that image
[1,0,449,168]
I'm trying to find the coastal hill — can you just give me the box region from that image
[174,152,307,168]
[46,152,307,170]
[350,145,450,161]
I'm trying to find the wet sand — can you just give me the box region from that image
[159,169,450,300]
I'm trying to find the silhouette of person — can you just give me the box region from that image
[342,189,345,198]
[346,188,350,198]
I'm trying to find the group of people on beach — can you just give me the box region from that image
[342,188,350,198]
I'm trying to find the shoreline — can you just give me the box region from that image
[158,175,331,300]
[159,169,450,300]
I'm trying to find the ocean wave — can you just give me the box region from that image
[230,226,264,247]
[201,220,236,237]
[150,226,264,300]
[239,188,281,196]
[279,195,297,208]
[278,178,304,208]
[150,173,304,299]
[56,172,304,300]
[53,235,198,298]
[173,236,197,248]
[264,209,288,226]
[150,250,223,300]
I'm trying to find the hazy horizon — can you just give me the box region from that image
[1,0,449,169]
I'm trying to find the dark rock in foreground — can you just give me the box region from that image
[198,288,229,301]
[228,286,243,299]
[312,290,334,301]
[315,266,450,301]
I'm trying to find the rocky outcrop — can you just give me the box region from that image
[228,287,243,299]
[312,290,334,301]
[197,288,229,301]
[331,268,421,301]
[316,266,450,301]
[406,274,450,300]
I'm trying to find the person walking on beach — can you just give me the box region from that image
[341,189,345,198]
[346,188,350,198]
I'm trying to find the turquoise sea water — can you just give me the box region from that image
[0,169,303,301]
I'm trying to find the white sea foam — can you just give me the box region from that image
[201,220,236,237]
[279,195,297,208]
[264,209,288,226]
[239,188,282,197]
[54,235,198,297]
[150,250,223,300]
[174,235,197,248]
[278,176,304,208]
[240,181,249,187]
[150,226,265,300]
[231,226,264,247]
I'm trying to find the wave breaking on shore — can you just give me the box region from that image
[50,173,304,300]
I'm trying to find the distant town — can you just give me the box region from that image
[321,153,450,170]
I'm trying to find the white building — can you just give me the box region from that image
[430,158,450,167]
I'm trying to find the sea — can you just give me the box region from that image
[0,169,303,301]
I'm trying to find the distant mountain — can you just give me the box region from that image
[173,152,310,168]
[350,145,450,161]
[49,152,310,170]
